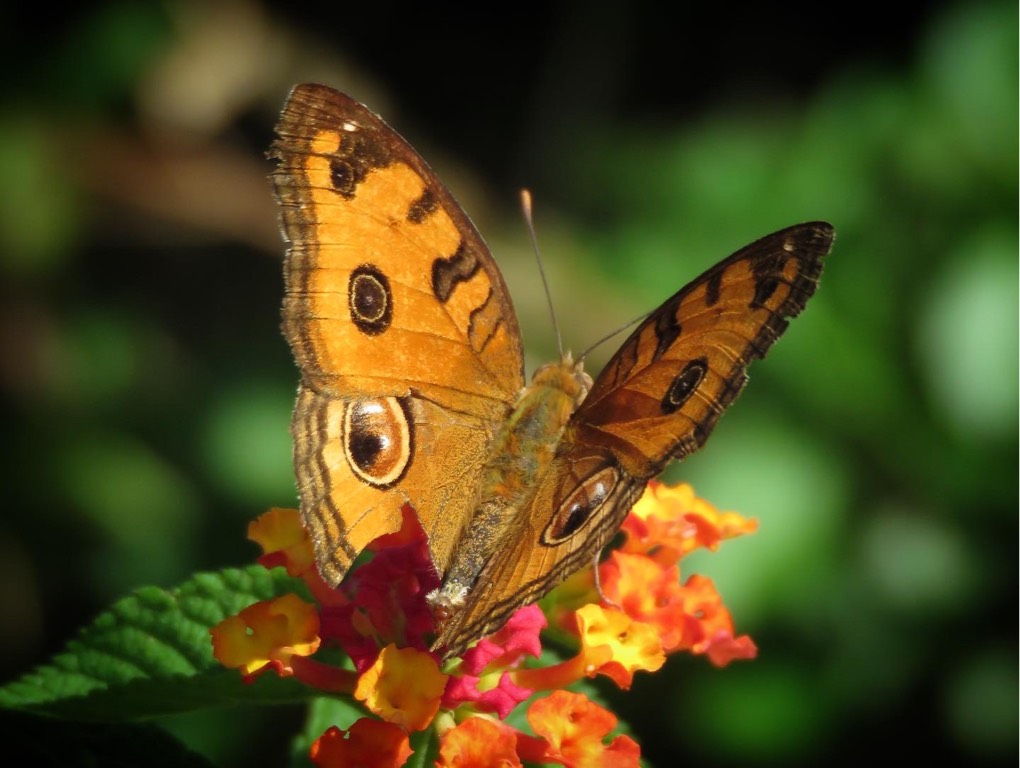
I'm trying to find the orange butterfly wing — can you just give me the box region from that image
[433,222,834,657]
[271,85,525,585]
[575,222,833,474]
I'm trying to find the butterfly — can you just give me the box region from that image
[269,83,834,660]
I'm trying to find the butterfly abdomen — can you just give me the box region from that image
[428,359,589,620]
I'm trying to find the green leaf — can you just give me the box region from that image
[0,565,319,720]
[407,727,440,768]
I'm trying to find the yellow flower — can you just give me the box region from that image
[573,604,665,687]
[247,507,316,576]
[210,593,320,678]
[354,644,448,731]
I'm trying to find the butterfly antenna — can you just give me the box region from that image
[577,312,648,364]
[520,189,564,360]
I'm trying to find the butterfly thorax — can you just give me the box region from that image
[427,356,592,620]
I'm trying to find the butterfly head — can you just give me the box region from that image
[530,352,592,409]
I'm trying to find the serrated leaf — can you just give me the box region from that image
[0,565,320,720]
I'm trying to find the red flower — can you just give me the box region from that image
[322,505,441,672]
[442,604,545,717]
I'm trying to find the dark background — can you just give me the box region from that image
[1,1,1015,766]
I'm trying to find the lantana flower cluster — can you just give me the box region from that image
[211,481,758,767]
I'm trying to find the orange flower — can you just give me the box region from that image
[310,720,411,768]
[621,481,758,564]
[673,574,758,666]
[437,717,522,768]
[527,690,640,768]
[247,507,316,577]
[599,551,757,665]
[355,644,448,731]
[598,551,688,650]
[210,593,320,679]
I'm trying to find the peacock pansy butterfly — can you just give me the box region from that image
[269,84,834,659]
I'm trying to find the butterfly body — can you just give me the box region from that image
[428,356,590,625]
[270,83,834,659]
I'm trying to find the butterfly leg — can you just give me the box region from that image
[591,551,620,609]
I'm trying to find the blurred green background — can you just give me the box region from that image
[1,1,1015,766]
